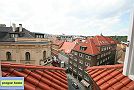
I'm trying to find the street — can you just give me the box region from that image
[67,74,87,90]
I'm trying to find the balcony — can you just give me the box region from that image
[20,60,36,64]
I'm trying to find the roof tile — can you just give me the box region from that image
[86,64,134,90]
[1,62,68,90]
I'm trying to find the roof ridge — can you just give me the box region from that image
[86,64,123,70]
[1,62,65,71]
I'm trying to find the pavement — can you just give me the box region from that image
[67,74,87,90]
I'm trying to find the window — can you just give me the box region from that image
[85,55,91,60]
[97,55,100,59]
[74,51,78,55]
[80,46,87,51]
[84,75,89,81]
[25,52,30,61]
[73,68,77,72]
[43,51,46,60]
[78,71,82,76]
[74,63,77,67]
[70,60,72,64]
[101,48,104,51]
[80,60,83,64]
[79,53,83,57]
[97,61,99,65]
[100,60,102,64]
[101,54,103,58]
[85,62,90,66]
[103,59,105,62]
[78,65,83,70]
[104,53,105,56]
[106,58,107,61]
[14,34,18,38]
[74,58,77,61]
[6,52,12,61]
[107,47,109,50]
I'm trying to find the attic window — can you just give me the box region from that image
[10,34,18,38]
[80,46,87,51]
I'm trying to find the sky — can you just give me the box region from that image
[0,0,134,36]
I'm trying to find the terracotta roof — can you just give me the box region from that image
[91,35,110,46]
[86,64,134,90]
[52,40,64,47]
[52,50,59,56]
[74,38,82,43]
[104,37,118,44]
[1,62,68,90]
[73,38,99,55]
[59,42,76,54]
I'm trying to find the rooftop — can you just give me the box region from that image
[1,62,68,90]
[73,38,99,55]
[59,42,76,54]
[86,64,134,90]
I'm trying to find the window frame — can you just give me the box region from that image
[123,12,134,80]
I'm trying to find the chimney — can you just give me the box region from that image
[19,24,23,32]
[12,23,16,32]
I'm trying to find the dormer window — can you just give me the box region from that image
[10,34,18,38]
[80,46,87,51]
[36,34,44,38]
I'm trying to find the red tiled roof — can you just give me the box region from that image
[52,50,59,56]
[86,64,134,90]
[74,38,82,43]
[59,42,76,54]
[91,35,110,46]
[104,37,118,44]
[73,38,99,55]
[52,40,64,47]
[1,62,68,90]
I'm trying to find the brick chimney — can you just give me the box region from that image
[19,24,23,32]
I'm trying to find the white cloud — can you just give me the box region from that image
[0,0,134,35]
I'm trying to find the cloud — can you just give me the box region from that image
[0,0,134,36]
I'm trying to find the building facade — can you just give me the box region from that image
[0,24,51,65]
[68,35,117,81]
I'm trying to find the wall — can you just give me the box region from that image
[0,44,51,65]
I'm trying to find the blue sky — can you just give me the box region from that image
[0,0,134,36]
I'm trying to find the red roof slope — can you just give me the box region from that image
[59,42,76,54]
[73,39,99,55]
[1,62,68,90]
[104,37,118,44]
[91,35,110,46]
[86,64,134,90]
[52,40,64,47]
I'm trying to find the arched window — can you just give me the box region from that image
[25,52,30,61]
[6,52,12,61]
[43,51,46,60]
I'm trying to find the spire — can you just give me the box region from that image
[100,33,103,36]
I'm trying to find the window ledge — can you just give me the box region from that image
[129,75,134,81]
